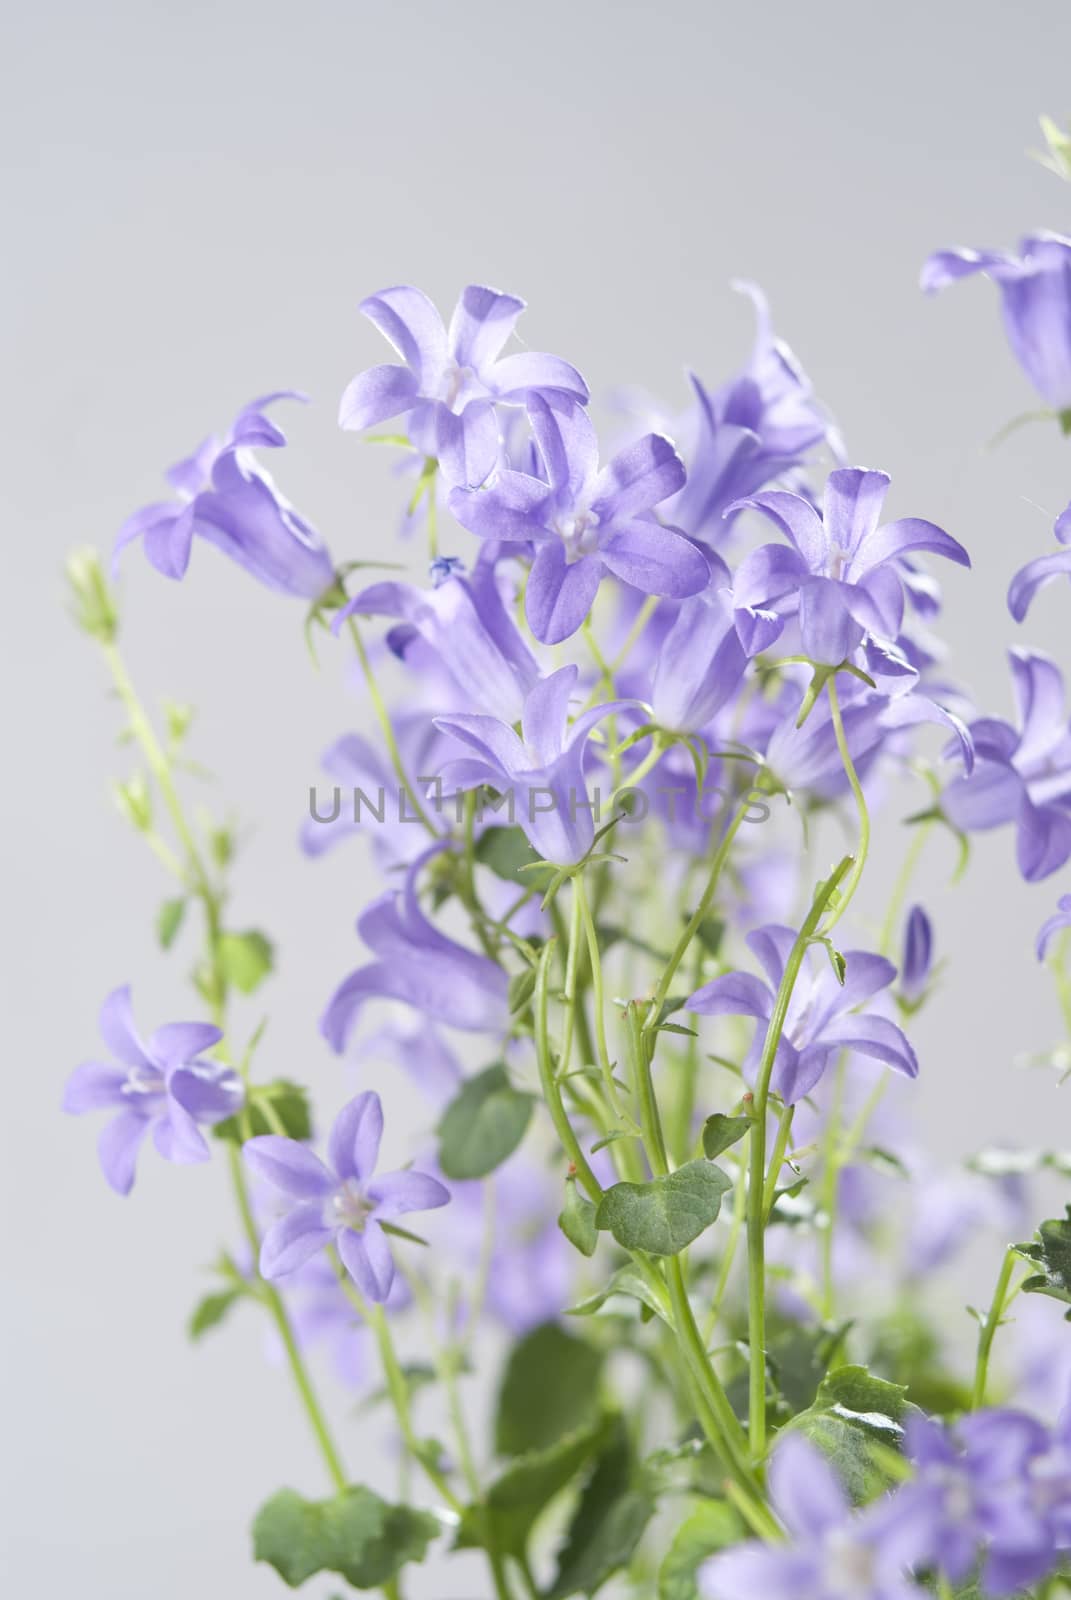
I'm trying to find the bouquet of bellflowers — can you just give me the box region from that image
[64,118,1071,1600]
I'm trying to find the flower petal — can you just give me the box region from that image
[359,286,449,387]
[152,1098,210,1164]
[725,489,826,568]
[63,1061,129,1114]
[1017,798,1071,882]
[243,1136,335,1199]
[1009,647,1067,767]
[98,985,149,1069]
[147,1021,223,1070]
[527,392,599,500]
[769,1433,849,1538]
[338,363,420,431]
[798,577,864,664]
[338,1221,395,1302]
[367,1169,451,1218]
[1036,895,1071,961]
[853,517,971,576]
[745,925,796,990]
[522,665,579,766]
[328,1091,384,1183]
[525,542,602,644]
[685,971,773,1019]
[591,433,685,519]
[487,351,589,404]
[1008,548,1071,621]
[943,761,1024,831]
[97,1109,151,1196]
[448,472,551,543]
[260,1204,334,1280]
[820,1014,919,1078]
[599,522,710,599]
[823,468,890,557]
[449,285,525,370]
[732,542,809,612]
[436,399,500,489]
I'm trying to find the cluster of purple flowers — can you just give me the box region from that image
[65,186,1071,1597]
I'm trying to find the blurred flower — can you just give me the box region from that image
[63,986,240,1194]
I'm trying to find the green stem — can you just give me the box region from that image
[645,795,753,1030]
[823,677,870,935]
[706,1139,749,1340]
[878,816,934,957]
[625,1001,670,1178]
[818,1054,848,1323]
[230,1147,347,1491]
[534,942,604,1202]
[762,1104,795,1223]
[574,874,624,1120]
[345,616,438,834]
[745,857,854,1459]
[971,1245,1020,1409]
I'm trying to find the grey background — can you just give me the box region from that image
[5,0,1071,1593]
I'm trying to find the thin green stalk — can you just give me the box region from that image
[645,795,753,1030]
[762,1104,795,1223]
[534,942,604,1202]
[625,1001,670,1178]
[345,616,438,834]
[574,874,626,1121]
[818,1054,848,1322]
[230,1148,347,1490]
[823,677,870,935]
[745,857,853,1460]
[878,815,934,956]
[706,1140,749,1340]
[971,1245,1021,1409]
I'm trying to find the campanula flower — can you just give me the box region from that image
[1037,893,1071,960]
[338,284,588,488]
[435,664,629,864]
[114,393,335,598]
[906,1410,1057,1594]
[700,1434,931,1600]
[449,392,710,644]
[672,282,842,546]
[922,233,1071,412]
[899,905,934,1008]
[1008,500,1071,620]
[686,926,918,1103]
[63,986,241,1194]
[244,1091,449,1301]
[320,847,509,1052]
[332,565,539,722]
[728,467,970,662]
[649,558,748,734]
[942,649,1071,881]
[302,715,452,868]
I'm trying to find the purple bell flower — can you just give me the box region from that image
[899,905,934,1007]
[686,926,918,1103]
[63,986,241,1194]
[1037,893,1071,961]
[700,1434,931,1600]
[320,846,509,1052]
[1008,499,1071,621]
[449,391,710,644]
[672,282,842,547]
[435,664,629,865]
[114,393,335,598]
[728,467,970,663]
[922,233,1071,412]
[942,648,1071,881]
[332,565,539,723]
[649,556,749,734]
[244,1090,449,1302]
[338,283,588,489]
[906,1410,1057,1594]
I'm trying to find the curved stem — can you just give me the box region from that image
[878,816,934,957]
[745,857,853,1460]
[534,942,604,1202]
[345,616,438,835]
[823,677,870,935]
[971,1245,1021,1409]
[230,1147,347,1491]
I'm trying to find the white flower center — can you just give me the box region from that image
[555,508,601,559]
[821,1529,876,1595]
[121,1066,164,1100]
[327,1179,374,1232]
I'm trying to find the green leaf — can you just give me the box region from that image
[782,1365,917,1504]
[567,1263,673,1325]
[474,826,544,883]
[157,897,187,950]
[214,1079,312,1144]
[495,1323,604,1458]
[658,1502,742,1600]
[252,1484,439,1588]
[701,1114,751,1160]
[595,1160,731,1256]
[546,1415,655,1599]
[508,967,538,1016]
[218,929,274,994]
[438,1064,533,1181]
[188,1287,246,1340]
[1015,1206,1071,1316]
[456,1416,613,1556]
[559,1177,599,1258]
